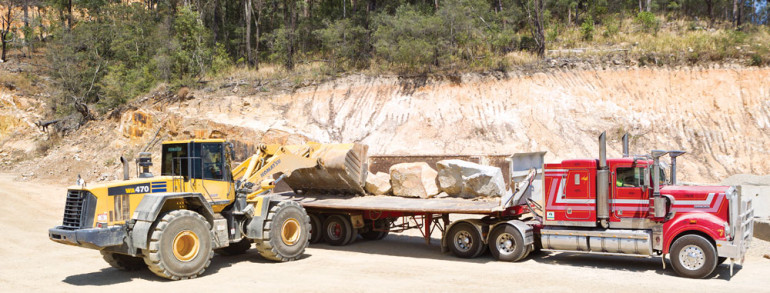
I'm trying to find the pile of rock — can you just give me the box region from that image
[363,159,507,199]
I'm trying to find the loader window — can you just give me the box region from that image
[616,167,643,188]
[161,143,189,177]
[201,143,224,180]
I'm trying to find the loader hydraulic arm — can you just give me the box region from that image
[232,143,319,195]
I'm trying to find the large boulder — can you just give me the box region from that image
[365,172,392,195]
[436,160,506,198]
[389,162,439,198]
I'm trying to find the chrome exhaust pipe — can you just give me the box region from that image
[668,151,686,185]
[597,132,609,228]
[622,133,629,157]
[120,156,129,180]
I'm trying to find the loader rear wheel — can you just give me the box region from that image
[488,224,528,262]
[670,234,717,279]
[256,201,310,261]
[309,213,324,244]
[214,237,252,256]
[447,222,485,258]
[323,214,357,246]
[361,219,390,241]
[101,251,146,271]
[143,210,213,280]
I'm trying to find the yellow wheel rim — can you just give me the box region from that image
[281,218,301,246]
[172,230,200,262]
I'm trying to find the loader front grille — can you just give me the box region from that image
[61,190,96,230]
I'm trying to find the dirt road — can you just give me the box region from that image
[1,173,767,292]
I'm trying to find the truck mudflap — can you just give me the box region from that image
[717,186,754,265]
[49,226,126,250]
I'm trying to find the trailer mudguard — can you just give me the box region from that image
[130,192,217,252]
[245,195,276,240]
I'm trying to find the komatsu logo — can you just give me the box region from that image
[260,159,281,177]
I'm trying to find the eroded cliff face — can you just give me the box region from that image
[186,67,769,183]
[3,67,769,184]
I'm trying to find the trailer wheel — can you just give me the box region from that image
[309,213,324,244]
[323,214,357,246]
[101,251,146,271]
[670,234,718,279]
[447,222,485,258]
[488,224,529,262]
[256,201,311,261]
[144,210,214,280]
[361,219,390,241]
[214,237,252,256]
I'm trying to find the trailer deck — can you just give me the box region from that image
[277,192,502,214]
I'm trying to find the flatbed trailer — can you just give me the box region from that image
[276,170,542,260]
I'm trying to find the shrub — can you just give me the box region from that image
[581,16,595,41]
[636,12,659,34]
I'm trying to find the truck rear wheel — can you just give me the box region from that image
[101,251,146,271]
[488,224,529,262]
[447,222,485,258]
[309,213,324,244]
[144,210,214,280]
[214,237,252,256]
[361,219,389,241]
[670,234,717,279]
[323,214,357,246]
[256,201,310,261]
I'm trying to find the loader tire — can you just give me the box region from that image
[361,219,389,241]
[447,222,485,258]
[670,234,718,279]
[309,213,324,244]
[323,214,357,246]
[101,251,146,271]
[214,237,252,256]
[255,201,310,261]
[488,224,528,262]
[143,210,214,280]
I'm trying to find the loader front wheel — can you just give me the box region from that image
[101,251,146,271]
[143,210,213,280]
[256,201,310,261]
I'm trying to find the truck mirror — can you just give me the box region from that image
[644,167,650,188]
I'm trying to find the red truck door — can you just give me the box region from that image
[611,166,648,220]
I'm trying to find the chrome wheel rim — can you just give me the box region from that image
[679,244,706,270]
[454,231,473,252]
[496,233,516,255]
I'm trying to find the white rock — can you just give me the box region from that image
[365,172,392,195]
[436,159,506,198]
[389,162,439,198]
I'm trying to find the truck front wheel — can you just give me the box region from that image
[669,234,717,279]
[144,210,214,280]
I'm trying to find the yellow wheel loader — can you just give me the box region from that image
[49,139,368,280]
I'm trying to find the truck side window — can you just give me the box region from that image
[616,167,643,187]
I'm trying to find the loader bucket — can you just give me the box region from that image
[284,143,369,195]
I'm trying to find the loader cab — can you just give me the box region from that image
[161,139,236,206]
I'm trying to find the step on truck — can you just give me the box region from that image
[49,139,368,280]
[283,132,754,279]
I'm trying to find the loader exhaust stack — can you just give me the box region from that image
[597,132,609,228]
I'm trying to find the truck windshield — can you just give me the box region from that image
[162,143,188,177]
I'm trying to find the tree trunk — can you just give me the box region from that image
[284,0,296,70]
[733,0,739,28]
[254,0,262,69]
[524,0,545,57]
[645,0,651,12]
[639,0,642,13]
[245,0,253,66]
[67,0,72,30]
[706,0,714,27]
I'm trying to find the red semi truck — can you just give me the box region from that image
[281,132,754,279]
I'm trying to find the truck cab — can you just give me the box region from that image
[540,133,754,278]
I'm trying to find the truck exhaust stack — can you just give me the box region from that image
[668,151,686,185]
[622,133,629,157]
[597,132,610,228]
